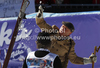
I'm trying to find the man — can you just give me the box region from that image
[35,5,97,68]
[22,32,62,68]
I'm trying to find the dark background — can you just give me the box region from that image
[35,0,100,13]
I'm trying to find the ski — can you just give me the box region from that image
[2,0,30,68]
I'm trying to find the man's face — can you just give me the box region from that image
[59,25,72,36]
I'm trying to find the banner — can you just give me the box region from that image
[0,12,100,68]
[0,0,35,18]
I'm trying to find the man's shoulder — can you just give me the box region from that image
[52,25,59,30]
[27,51,35,56]
[49,53,58,57]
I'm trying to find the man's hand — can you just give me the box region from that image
[89,53,97,62]
[36,5,44,18]
[83,53,97,65]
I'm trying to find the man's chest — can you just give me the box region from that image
[49,39,71,56]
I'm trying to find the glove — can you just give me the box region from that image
[36,5,44,18]
[83,53,97,65]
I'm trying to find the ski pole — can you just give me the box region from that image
[92,46,100,68]
[2,0,30,68]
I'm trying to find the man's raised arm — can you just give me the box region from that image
[35,5,52,31]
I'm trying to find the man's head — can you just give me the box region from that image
[36,31,51,49]
[59,21,75,36]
